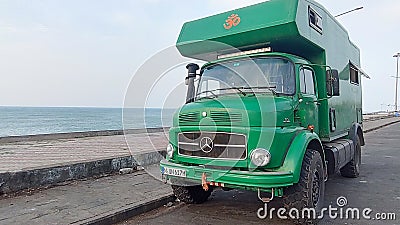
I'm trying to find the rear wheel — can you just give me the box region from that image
[171,185,213,204]
[283,149,325,224]
[340,136,361,178]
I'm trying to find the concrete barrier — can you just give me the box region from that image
[0,151,166,195]
[0,127,167,144]
[363,114,395,122]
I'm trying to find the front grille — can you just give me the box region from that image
[178,111,243,126]
[210,111,242,124]
[178,112,199,124]
[178,132,246,160]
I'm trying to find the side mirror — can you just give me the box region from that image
[326,69,340,96]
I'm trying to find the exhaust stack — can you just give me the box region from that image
[185,63,199,103]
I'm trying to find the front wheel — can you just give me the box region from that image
[171,185,213,204]
[283,149,325,224]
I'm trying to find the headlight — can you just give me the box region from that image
[166,144,174,158]
[250,148,271,167]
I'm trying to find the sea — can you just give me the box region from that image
[0,107,177,137]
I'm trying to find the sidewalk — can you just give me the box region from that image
[363,116,400,133]
[0,117,399,225]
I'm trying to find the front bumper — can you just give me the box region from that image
[160,159,295,192]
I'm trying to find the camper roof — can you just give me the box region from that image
[176,0,361,71]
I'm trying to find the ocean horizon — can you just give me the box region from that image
[0,106,176,137]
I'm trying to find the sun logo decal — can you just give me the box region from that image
[223,14,241,30]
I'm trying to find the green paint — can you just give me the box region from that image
[161,0,363,193]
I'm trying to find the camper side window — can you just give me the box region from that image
[350,64,359,85]
[300,68,316,95]
[309,7,323,33]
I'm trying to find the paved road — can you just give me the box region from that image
[120,123,400,225]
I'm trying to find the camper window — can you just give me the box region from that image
[350,64,359,85]
[309,7,323,34]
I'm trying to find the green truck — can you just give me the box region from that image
[160,0,367,219]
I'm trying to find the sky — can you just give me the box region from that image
[0,0,399,113]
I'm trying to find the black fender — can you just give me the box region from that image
[349,123,365,146]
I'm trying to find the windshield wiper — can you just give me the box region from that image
[196,90,218,100]
[239,86,278,95]
[196,87,248,100]
[196,86,275,100]
[218,87,248,96]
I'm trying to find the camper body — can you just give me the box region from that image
[160,0,365,217]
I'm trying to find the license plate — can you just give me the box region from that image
[161,167,187,178]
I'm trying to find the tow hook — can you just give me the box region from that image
[257,188,274,203]
[162,174,167,184]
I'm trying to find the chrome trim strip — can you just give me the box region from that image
[179,155,247,161]
[178,142,198,146]
[214,144,246,148]
[178,142,246,148]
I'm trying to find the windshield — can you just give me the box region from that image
[196,57,295,99]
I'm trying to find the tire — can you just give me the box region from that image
[283,149,325,224]
[340,136,361,178]
[171,185,213,204]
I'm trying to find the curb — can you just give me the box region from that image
[72,194,176,225]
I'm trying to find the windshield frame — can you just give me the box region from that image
[196,56,296,100]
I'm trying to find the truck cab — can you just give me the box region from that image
[160,0,366,222]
